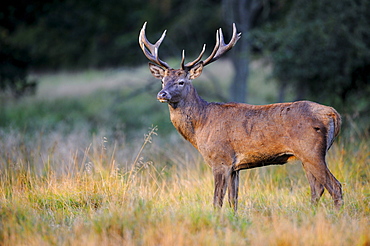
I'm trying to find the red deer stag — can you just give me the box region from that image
[139,22,343,211]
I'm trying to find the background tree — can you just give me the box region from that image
[253,0,370,119]
[0,39,36,97]
[222,0,277,102]
[0,0,44,97]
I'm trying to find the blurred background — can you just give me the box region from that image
[0,0,369,140]
[1,2,369,244]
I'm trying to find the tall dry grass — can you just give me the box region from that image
[0,125,369,246]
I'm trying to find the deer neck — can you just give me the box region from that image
[168,86,208,148]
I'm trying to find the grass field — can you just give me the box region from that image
[0,61,369,245]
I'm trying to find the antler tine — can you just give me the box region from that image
[202,23,241,66]
[182,44,207,70]
[201,29,221,67]
[180,50,186,70]
[139,22,170,69]
[181,30,220,70]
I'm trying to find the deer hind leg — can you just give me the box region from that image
[213,167,228,209]
[303,169,325,206]
[227,170,240,212]
[302,159,343,210]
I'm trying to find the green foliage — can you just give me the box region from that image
[0,38,37,97]
[253,0,370,116]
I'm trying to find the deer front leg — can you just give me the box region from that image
[213,167,228,209]
[228,169,240,212]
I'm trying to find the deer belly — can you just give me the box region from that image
[233,152,298,170]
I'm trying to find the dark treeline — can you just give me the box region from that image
[1,0,223,69]
[253,0,370,116]
[1,0,369,128]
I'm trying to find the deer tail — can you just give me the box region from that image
[327,108,342,151]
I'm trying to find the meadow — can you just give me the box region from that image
[0,61,369,245]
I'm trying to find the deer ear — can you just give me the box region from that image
[149,63,166,79]
[189,62,203,80]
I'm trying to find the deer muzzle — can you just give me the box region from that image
[157,90,170,103]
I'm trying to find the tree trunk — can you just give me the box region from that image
[222,0,263,103]
[230,40,249,102]
[278,81,287,102]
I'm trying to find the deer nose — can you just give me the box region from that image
[157,90,170,102]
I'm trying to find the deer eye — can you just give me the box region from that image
[178,81,185,86]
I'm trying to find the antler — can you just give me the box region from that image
[139,22,170,69]
[181,23,241,70]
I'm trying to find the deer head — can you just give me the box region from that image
[139,22,241,105]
